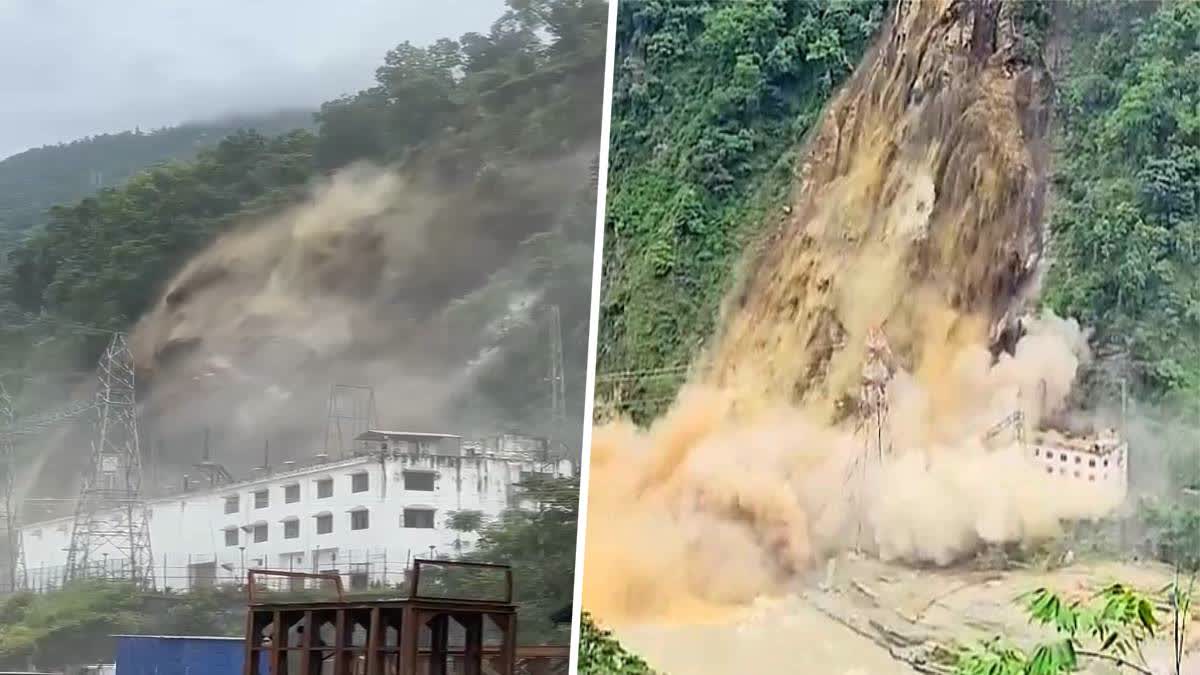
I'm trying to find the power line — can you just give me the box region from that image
[0,311,117,337]
[595,365,691,383]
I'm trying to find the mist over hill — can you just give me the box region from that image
[2,0,606,486]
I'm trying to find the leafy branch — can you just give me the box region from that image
[955,579,1195,675]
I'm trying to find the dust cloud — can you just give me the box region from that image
[584,314,1121,622]
[583,0,1119,624]
[128,156,594,475]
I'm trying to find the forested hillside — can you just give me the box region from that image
[598,0,1199,423]
[597,0,887,421]
[1,0,606,440]
[0,110,314,243]
[1043,0,1200,411]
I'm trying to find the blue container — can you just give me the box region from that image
[114,635,244,675]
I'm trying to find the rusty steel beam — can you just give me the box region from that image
[246,568,345,603]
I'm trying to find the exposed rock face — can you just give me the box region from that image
[703,0,1053,421]
[583,0,1082,627]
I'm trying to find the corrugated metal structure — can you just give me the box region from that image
[114,635,243,675]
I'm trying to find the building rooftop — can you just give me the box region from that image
[1032,428,1124,455]
[355,430,462,442]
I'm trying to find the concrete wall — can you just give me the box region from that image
[21,451,572,592]
[1027,441,1128,498]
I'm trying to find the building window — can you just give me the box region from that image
[253,523,268,543]
[351,472,369,493]
[404,471,435,491]
[254,490,269,509]
[521,470,555,483]
[284,484,300,504]
[351,509,369,531]
[403,508,435,529]
[1088,459,1096,468]
[284,519,300,539]
[1060,453,1067,462]
[224,495,239,514]
[1074,456,1081,464]
[1046,467,1052,474]
[317,479,333,499]
[224,528,238,547]
[1033,449,1039,457]
[316,513,333,535]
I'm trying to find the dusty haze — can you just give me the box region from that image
[126,156,595,475]
[7,150,596,501]
[582,0,1122,624]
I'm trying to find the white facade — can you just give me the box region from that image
[1027,428,1128,500]
[20,431,572,592]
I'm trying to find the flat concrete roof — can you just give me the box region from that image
[356,430,462,441]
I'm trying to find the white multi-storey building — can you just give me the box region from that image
[19,431,573,592]
[1027,427,1129,499]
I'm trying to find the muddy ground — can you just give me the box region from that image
[613,555,1200,674]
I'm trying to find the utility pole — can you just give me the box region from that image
[64,333,155,588]
[1119,377,1128,434]
[0,380,25,591]
[547,305,566,449]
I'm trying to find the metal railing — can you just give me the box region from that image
[3,548,424,595]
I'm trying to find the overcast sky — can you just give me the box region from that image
[0,0,503,160]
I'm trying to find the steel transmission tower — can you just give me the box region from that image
[0,380,26,591]
[64,333,155,588]
[846,326,895,552]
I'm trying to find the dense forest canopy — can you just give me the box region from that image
[1043,0,1200,412]
[598,0,887,422]
[0,0,606,441]
[0,110,315,243]
[598,0,1199,423]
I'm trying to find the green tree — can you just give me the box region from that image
[1,0,605,432]
[0,110,315,241]
[0,581,144,670]
[956,579,1195,675]
[446,509,486,552]
[1044,0,1200,403]
[578,612,657,675]
[598,0,886,422]
[464,476,580,644]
